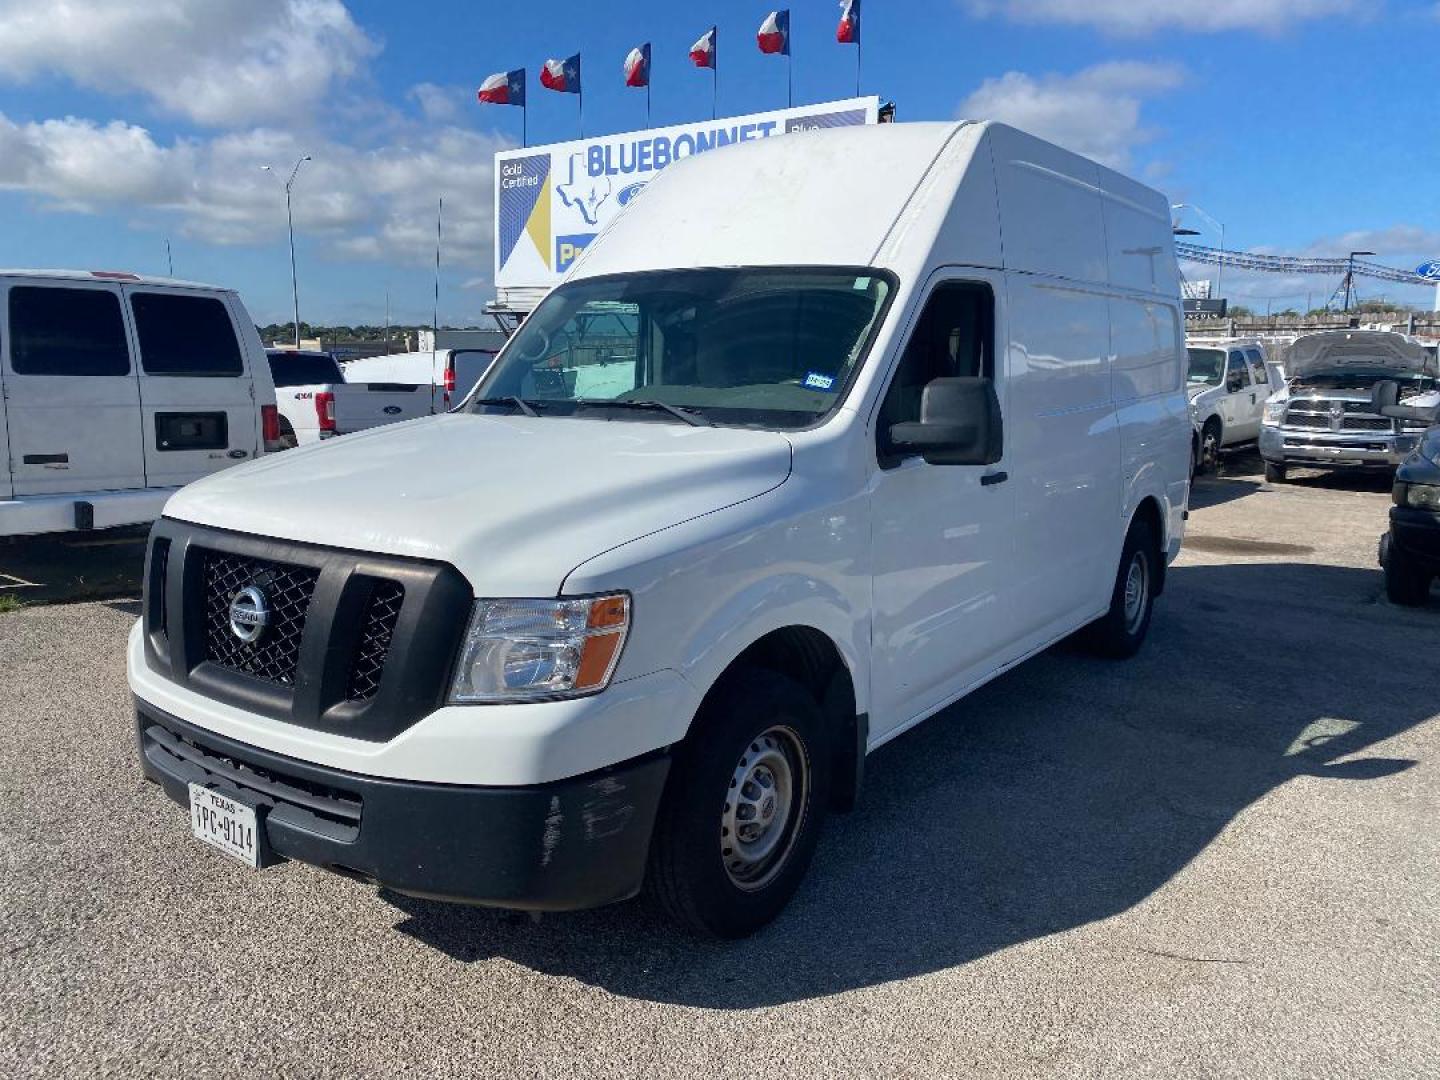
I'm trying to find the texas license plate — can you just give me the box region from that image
[189,783,259,868]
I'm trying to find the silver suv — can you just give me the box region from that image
[1259,331,1438,483]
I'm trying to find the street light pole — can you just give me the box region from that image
[262,156,311,348]
[1171,203,1226,299]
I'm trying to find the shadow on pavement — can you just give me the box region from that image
[384,561,1428,1007]
[0,526,147,605]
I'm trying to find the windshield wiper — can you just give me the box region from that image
[472,396,541,417]
[571,399,713,427]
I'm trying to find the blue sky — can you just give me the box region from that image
[1,0,1437,326]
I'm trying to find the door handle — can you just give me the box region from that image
[980,471,1008,487]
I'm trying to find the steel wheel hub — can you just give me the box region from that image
[720,726,807,891]
[1123,551,1148,633]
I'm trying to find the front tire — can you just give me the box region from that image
[647,667,830,938]
[1082,517,1158,659]
[1384,540,1433,606]
[1264,462,1287,484]
[1196,420,1221,475]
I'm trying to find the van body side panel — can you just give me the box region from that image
[989,126,1108,284]
[1004,276,1120,636]
[0,279,147,495]
[1109,297,1189,557]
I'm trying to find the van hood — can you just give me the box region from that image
[164,412,793,595]
[1281,331,1434,380]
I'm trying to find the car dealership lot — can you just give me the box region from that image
[2,456,1436,1078]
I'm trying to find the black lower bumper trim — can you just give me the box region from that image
[1390,508,1440,571]
[136,699,671,911]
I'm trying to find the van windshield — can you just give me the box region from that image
[470,268,894,429]
[1186,347,1225,386]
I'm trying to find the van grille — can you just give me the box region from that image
[200,550,319,686]
[347,580,405,701]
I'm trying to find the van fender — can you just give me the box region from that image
[673,571,870,730]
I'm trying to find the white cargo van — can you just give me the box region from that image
[1,271,279,537]
[344,345,502,413]
[128,123,1190,937]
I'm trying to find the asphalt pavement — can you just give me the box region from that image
[2,452,1436,1077]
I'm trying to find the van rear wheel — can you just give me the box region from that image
[646,667,829,938]
[1081,517,1158,659]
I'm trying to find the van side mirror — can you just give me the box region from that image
[888,377,1002,466]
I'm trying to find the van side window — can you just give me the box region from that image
[878,282,993,453]
[132,293,244,376]
[8,286,130,376]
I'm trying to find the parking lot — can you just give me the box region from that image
[2,453,1436,1078]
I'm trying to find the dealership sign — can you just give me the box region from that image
[493,97,880,294]
[1415,261,1440,281]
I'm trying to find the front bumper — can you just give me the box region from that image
[136,699,671,911]
[1388,507,1440,572]
[1260,425,1418,469]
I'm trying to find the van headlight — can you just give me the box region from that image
[1263,401,1287,426]
[1401,483,1440,512]
[448,594,630,703]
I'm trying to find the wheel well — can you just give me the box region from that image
[709,626,863,813]
[1130,496,1167,597]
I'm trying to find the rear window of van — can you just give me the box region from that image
[132,292,244,376]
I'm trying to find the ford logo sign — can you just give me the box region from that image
[382,405,403,415]
[617,181,647,207]
[228,585,271,644]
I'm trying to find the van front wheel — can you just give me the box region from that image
[646,668,830,938]
[1082,518,1158,659]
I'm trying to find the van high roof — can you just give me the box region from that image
[569,120,1179,302]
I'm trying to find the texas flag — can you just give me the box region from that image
[624,43,650,88]
[757,10,790,55]
[477,68,525,106]
[540,53,581,94]
[689,26,716,68]
[837,0,861,44]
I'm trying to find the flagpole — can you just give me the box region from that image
[787,16,794,109]
[717,29,725,120]
[856,37,862,97]
[523,102,528,148]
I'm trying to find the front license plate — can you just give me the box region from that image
[189,783,260,868]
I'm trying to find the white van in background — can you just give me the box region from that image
[265,349,430,447]
[129,122,1190,938]
[1,270,279,537]
[344,343,502,412]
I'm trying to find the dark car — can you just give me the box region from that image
[1380,421,1440,606]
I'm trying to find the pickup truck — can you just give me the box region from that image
[265,349,430,448]
[1259,331,1439,483]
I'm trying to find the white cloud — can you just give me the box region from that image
[408,83,463,124]
[0,0,378,127]
[0,111,504,268]
[964,0,1361,34]
[1299,225,1440,259]
[958,61,1184,169]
